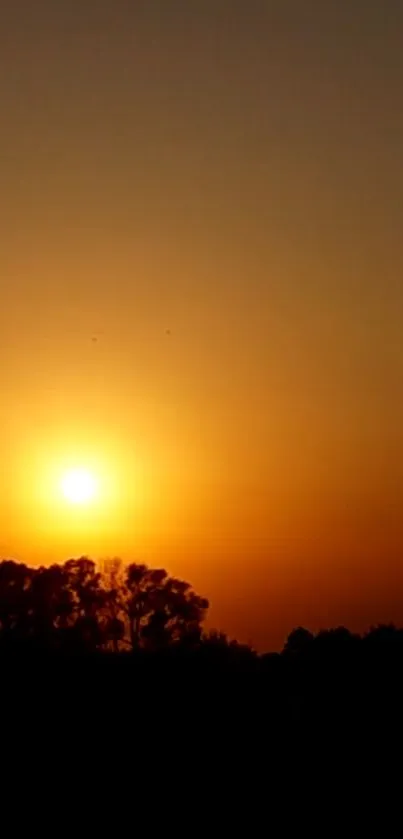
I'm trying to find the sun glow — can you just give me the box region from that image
[61,468,98,505]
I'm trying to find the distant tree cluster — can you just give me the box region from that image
[0,557,209,653]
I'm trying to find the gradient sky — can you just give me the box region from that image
[1,0,403,649]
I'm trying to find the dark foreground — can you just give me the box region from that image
[2,632,402,818]
[1,557,402,785]
[3,626,403,736]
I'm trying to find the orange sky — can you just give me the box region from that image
[1,1,403,649]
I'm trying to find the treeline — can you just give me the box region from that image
[0,556,402,664]
[2,557,403,746]
[0,557,209,653]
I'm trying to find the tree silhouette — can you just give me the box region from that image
[2,553,403,756]
[122,563,209,650]
[0,560,33,644]
[0,557,209,654]
[29,563,73,648]
[284,626,315,656]
[100,558,126,652]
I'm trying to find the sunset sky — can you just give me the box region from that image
[1,0,403,649]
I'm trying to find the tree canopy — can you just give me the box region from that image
[0,557,209,654]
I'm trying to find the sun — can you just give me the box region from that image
[61,468,98,505]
